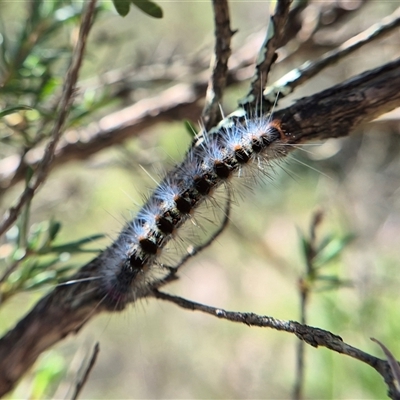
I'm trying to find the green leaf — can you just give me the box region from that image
[314,275,353,292]
[31,352,66,399]
[25,270,58,290]
[316,234,334,253]
[27,224,44,251]
[314,234,355,267]
[39,77,61,101]
[48,220,62,242]
[297,228,311,261]
[112,0,131,16]
[131,0,163,18]
[26,166,34,183]
[44,234,104,254]
[0,105,32,119]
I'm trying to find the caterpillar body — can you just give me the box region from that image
[100,111,289,309]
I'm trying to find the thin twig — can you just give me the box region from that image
[371,338,400,395]
[175,188,231,272]
[293,211,323,400]
[152,290,400,399]
[201,0,233,131]
[264,5,400,105]
[0,0,98,238]
[282,0,369,50]
[240,0,292,111]
[70,342,100,400]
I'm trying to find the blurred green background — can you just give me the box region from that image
[1,1,400,399]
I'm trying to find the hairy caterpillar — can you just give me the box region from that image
[98,110,290,310]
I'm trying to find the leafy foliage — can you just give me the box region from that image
[298,213,354,293]
[1,213,103,304]
[112,0,163,18]
[0,1,108,304]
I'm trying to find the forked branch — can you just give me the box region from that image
[0,58,400,397]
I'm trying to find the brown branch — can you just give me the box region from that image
[0,257,106,397]
[201,0,233,130]
[70,342,100,400]
[0,58,400,397]
[0,1,377,194]
[276,57,400,144]
[241,0,292,111]
[0,0,98,238]
[264,5,400,104]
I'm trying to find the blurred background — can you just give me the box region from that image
[1,0,400,398]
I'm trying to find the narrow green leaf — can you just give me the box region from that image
[314,234,355,267]
[112,0,131,16]
[48,220,62,242]
[43,234,104,254]
[12,248,26,262]
[28,258,58,275]
[316,234,334,253]
[297,228,310,261]
[39,77,61,101]
[25,271,58,290]
[27,225,44,250]
[56,264,78,275]
[65,234,104,246]
[0,105,32,119]
[131,0,163,18]
[314,277,353,292]
[26,166,34,183]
